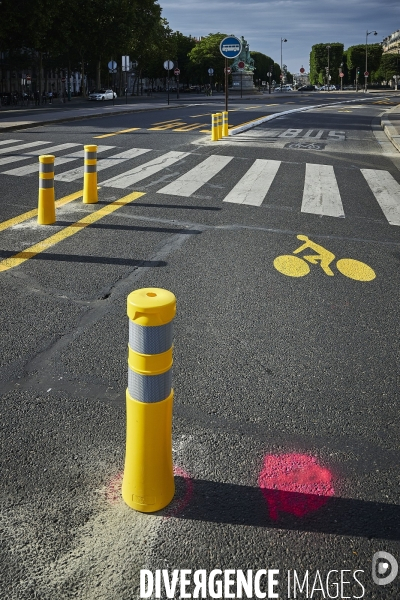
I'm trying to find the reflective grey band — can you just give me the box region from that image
[39,179,54,188]
[85,152,97,160]
[84,164,97,173]
[39,163,54,173]
[129,321,173,354]
[128,368,171,403]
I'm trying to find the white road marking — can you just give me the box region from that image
[0,140,51,158]
[361,169,400,226]
[302,164,344,217]
[53,145,116,181]
[0,139,22,147]
[0,143,80,168]
[223,159,281,206]
[157,155,233,196]
[101,151,190,189]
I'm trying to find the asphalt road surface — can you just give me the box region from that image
[1,93,400,600]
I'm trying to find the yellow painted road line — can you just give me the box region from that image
[0,191,144,273]
[94,127,140,139]
[151,118,185,125]
[0,190,84,233]
[173,123,204,131]
[199,130,211,133]
[190,113,211,117]
[244,105,262,109]
[265,104,279,106]
[149,122,186,130]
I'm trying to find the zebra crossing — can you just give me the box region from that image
[1,139,400,225]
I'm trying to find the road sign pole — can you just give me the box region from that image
[225,57,228,112]
[168,69,170,105]
[177,76,179,100]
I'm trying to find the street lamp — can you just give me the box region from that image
[280,37,287,90]
[340,61,344,91]
[365,30,377,92]
[326,45,331,90]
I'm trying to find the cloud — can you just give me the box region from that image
[159,0,400,72]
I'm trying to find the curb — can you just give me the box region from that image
[229,95,397,135]
[381,105,400,153]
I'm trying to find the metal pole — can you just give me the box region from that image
[177,75,179,99]
[241,70,242,98]
[225,57,228,112]
[327,45,330,91]
[280,39,282,90]
[167,69,170,105]
[365,30,368,92]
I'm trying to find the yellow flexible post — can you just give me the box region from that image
[211,113,219,141]
[38,155,56,224]
[222,111,228,137]
[122,288,176,512]
[216,112,222,139]
[83,144,98,204]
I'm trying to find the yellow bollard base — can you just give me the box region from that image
[38,191,56,225]
[122,389,175,512]
[83,174,98,204]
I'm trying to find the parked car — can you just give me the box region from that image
[319,85,336,91]
[89,89,116,101]
[298,85,316,92]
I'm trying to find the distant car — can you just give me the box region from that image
[319,85,336,91]
[89,89,116,101]
[298,85,316,92]
[274,85,293,92]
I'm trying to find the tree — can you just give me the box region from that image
[188,33,228,85]
[347,44,382,82]
[310,43,344,85]
[375,53,399,83]
[250,51,276,84]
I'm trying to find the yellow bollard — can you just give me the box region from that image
[216,112,222,140]
[122,287,176,512]
[38,155,56,225]
[211,113,219,141]
[222,111,229,137]
[83,144,98,204]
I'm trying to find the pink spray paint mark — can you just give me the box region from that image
[258,453,334,520]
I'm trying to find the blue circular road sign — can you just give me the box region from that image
[220,36,242,59]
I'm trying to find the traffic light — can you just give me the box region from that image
[356,67,360,75]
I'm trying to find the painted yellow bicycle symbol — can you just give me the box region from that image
[274,235,376,282]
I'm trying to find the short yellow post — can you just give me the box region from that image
[216,112,222,139]
[211,113,219,141]
[38,155,56,224]
[122,287,176,512]
[222,111,229,137]
[83,144,98,204]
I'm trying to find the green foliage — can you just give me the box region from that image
[250,52,275,83]
[347,44,382,76]
[375,53,400,81]
[310,43,344,85]
[188,33,228,84]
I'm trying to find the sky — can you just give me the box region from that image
[158,0,400,74]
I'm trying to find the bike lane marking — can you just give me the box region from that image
[0,191,145,273]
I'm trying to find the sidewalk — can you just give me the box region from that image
[381,103,400,152]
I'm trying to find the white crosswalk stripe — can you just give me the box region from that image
[0,140,52,157]
[1,141,400,226]
[100,151,190,189]
[223,159,281,206]
[54,147,151,182]
[158,155,233,196]
[301,163,344,218]
[361,169,400,226]
[0,143,80,168]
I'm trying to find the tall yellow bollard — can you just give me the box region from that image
[211,113,219,141]
[122,287,176,512]
[222,111,229,137]
[38,155,56,225]
[83,144,98,204]
[216,112,222,140]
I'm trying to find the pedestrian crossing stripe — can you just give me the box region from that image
[1,140,400,225]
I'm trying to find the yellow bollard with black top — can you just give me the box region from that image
[222,111,229,137]
[216,112,222,140]
[211,113,219,141]
[122,287,176,512]
[38,155,56,225]
[83,144,98,204]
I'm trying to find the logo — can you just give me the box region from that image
[372,552,398,586]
